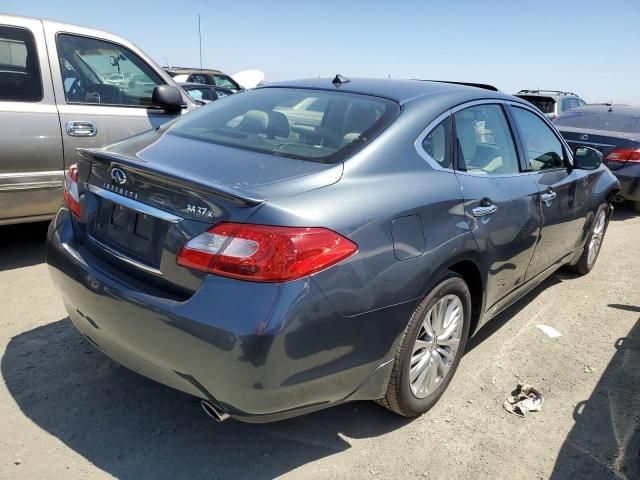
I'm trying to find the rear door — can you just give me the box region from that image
[0,17,64,223]
[42,21,192,169]
[452,102,542,311]
[508,103,588,279]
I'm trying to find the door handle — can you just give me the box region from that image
[541,190,557,206]
[472,204,498,217]
[65,120,98,137]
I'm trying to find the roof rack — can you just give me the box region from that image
[415,80,498,91]
[517,89,578,96]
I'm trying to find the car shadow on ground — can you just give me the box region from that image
[610,202,637,222]
[1,318,411,480]
[551,314,640,479]
[0,221,49,271]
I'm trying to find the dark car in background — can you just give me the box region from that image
[556,105,640,212]
[165,67,243,92]
[514,90,586,121]
[47,77,619,423]
[179,82,234,104]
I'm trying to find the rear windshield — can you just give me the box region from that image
[555,109,640,134]
[517,95,556,114]
[169,87,399,163]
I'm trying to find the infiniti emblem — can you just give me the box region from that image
[580,134,589,141]
[110,167,127,185]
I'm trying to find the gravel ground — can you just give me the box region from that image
[1,205,638,480]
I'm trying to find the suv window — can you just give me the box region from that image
[517,95,556,114]
[188,73,213,85]
[511,107,565,171]
[422,117,452,168]
[561,97,580,112]
[57,34,163,107]
[0,25,42,102]
[454,104,519,175]
[213,74,238,90]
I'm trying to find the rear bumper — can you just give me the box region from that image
[46,209,408,422]
[611,165,640,201]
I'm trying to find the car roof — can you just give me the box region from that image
[261,77,514,104]
[565,104,640,116]
[516,90,579,98]
[166,68,226,75]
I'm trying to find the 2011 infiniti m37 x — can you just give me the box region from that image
[47,77,619,422]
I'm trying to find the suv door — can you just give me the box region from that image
[508,104,587,280]
[44,25,189,168]
[452,102,542,313]
[0,18,64,224]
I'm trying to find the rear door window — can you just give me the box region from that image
[56,34,164,107]
[169,88,399,163]
[561,97,579,112]
[454,104,520,175]
[511,107,565,171]
[0,25,43,102]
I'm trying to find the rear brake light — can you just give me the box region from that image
[63,164,81,217]
[605,148,640,162]
[177,222,358,282]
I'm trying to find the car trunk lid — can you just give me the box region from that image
[558,126,639,170]
[73,129,343,297]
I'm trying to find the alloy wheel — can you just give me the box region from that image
[587,210,607,268]
[409,294,464,399]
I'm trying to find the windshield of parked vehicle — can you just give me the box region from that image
[555,108,640,134]
[518,95,556,114]
[169,88,399,162]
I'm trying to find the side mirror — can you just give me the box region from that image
[573,146,602,170]
[152,85,186,112]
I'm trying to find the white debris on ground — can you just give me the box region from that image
[535,324,562,338]
[503,383,544,417]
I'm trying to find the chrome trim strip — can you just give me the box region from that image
[88,236,164,276]
[0,170,64,191]
[86,184,183,223]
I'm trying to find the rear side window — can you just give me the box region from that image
[511,107,565,171]
[56,34,164,107]
[0,25,43,102]
[454,104,519,175]
[422,117,452,168]
[518,95,556,114]
[169,88,399,163]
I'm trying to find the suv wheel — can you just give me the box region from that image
[378,271,471,417]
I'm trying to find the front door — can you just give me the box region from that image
[0,18,64,223]
[508,105,586,280]
[453,103,542,311]
[43,27,185,168]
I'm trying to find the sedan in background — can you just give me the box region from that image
[165,67,243,92]
[47,77,619,423]
[556,104,640,212]
[179,82,234,104]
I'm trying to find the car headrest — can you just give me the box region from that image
[268,111,290,138]
[237,110,269,134]
[456,117,477,162]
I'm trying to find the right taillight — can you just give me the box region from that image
[63,163,81,217]
[176,222,358,282]
[605,148,640,163]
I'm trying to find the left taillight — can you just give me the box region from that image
[63,163,81,217]
[176,222,358,282]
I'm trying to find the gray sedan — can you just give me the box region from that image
[47,77,619,422]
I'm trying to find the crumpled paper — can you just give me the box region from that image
[503,383,543,417]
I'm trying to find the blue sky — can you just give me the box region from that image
[3,0,639,103]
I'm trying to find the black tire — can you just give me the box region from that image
[634,201,640,214]
[378,271,472,417]
[567,203,610,275]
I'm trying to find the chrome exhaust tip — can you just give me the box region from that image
[200,400,230,423]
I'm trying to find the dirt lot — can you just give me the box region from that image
[0,206,638,480]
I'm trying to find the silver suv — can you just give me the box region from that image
[514,90,586,121]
